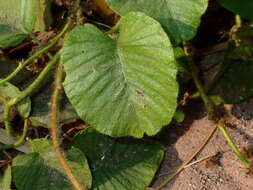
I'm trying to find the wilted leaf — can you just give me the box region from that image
[106,0,208,44]
[62,12,178,138]
[73,128,164,190]
[12,139,92,190]
[218,0,253,19]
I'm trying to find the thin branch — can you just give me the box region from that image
[4,53,60,136]
[0,21,70,85]
[155,125,217,190]
[50,64,88,190]
[0,119,29,150]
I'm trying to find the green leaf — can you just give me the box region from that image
[62,12,178,138]
[12,139,92,190]
[29,81,78,127]
[0,0,52,47]
[218,0,253,19]
[21,0,53,33]
[0,25,28,47]
[0,165,12,190]
[0,82,31,118]
[72,128,164,190]
[106,0,208,44]
[209,26,253,103]
[173,108,185,123]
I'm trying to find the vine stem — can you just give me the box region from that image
[50,64,87,190]
[0,119,29,150]
[0,21,70,85]
[155,124,218,190]
[185,46,251,168]
[4,53,61,136]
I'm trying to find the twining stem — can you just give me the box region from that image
[184,44,250,168]
[4,53,61,136]
[50,64,87,190]
[218,123,250,168]
[0,21,70,85]
[156,125,218,190]
[0,119,29,150]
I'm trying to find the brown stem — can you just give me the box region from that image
[50,63,88,190]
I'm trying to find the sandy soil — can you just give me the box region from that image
[152,98,253,190]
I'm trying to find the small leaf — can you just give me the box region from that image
[72,128,164,190]
[62,12,178,138]
[106,0,208,44]
[218,0,253,19]
[0,82,31,118]
[12,139,92,190]
[173,108,185,123]
[0,165,12,190]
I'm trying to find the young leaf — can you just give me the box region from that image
[106,0,208,44]
[0,82,31,118]
[218,0,253,19]
[12,139,92,190]
[0,165,12,190]
[72,128,164,190]
[62,12,178,138]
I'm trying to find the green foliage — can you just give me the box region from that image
[12,139,92,190]
[218,0,253,19]
[1,0,253,189]
[73,128,164,190]
[29,80,78,127]
[0,82,31,118]
[62,12,178,138]
[0,0,52,47]
[209,26,253,103]
[106,0,208,44]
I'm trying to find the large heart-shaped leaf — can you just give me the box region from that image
[106,0,208,44]
[218,0,253,19]
[12,139,92,190]
[62,12,178,138]
[72,128,164,190]
[0,0,52,47]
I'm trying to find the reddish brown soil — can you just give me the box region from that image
[153,98,253,190]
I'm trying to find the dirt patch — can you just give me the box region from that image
[153,98,253,190]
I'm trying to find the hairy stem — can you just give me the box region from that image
[0,21,70,85]
[0,119,29,150]
[4,53,60,137]
[218,123,250,168]
[50,64,87,190]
